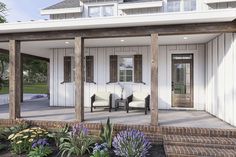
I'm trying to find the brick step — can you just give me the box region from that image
[163,135,236,149]
[161,126,236,138]
[164,145,236,157]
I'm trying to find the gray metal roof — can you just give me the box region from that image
[43,0,80,10]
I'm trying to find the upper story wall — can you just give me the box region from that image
[41,0,236,20]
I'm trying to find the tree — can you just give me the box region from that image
[0,2,7,23]
[0,2,7,89]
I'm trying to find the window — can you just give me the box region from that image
[119,56,133,82]
[167,0,196,12]
[88,5,114,17]
[103,5,114,16]
[88,6,100,17]
[184,0,196,11]
[167,0,181,12]
[86,56,94,83]
[64,56,75,83]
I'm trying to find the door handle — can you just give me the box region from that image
[171,82,175,91]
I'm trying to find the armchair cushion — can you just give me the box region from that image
[93,100,109,107]
[129,101,145,108]
[133,92,149,101]
[95,92,111,101]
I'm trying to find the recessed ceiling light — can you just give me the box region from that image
[120,39,125,42]
[183,37,188,40]
[65,41,70,44]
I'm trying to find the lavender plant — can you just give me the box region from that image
[112,129,151,157]
[90,143,109,157]
[59,124,94,157]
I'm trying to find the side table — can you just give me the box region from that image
[115,99,127,111]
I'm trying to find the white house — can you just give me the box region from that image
[0,0,235,126]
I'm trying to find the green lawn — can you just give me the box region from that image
[0,84,48,94]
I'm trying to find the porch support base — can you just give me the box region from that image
[151,33,159,126]
[9,40,21,119]
[74,36,84,122]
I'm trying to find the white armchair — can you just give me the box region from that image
[91,92,112,112]
[127,92,150,115]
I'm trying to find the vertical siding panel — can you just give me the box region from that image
[54,49,59,106]
[212,38,218,116]
[233,33,236,126]
[218,34,225,120]
[97,48,106,92]
[207,42,213,114]
[159,46,167,109]
[193,44,199,110]
[197,44,205,110]
[50,50,54,106]
[224,33,234,124]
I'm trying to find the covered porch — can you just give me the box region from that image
[0,20,235,128]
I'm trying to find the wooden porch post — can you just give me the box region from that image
[74,36,84,122]
[151,34,158,126]
[9,40,21,119]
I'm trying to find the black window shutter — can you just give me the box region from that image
[64,56,72,82]
[110,55,118,83]
[134,54,142,83]
[86,56,94,83]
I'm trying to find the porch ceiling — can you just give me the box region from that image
[0,33,218,57]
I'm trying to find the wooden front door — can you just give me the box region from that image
[171,54,193,108]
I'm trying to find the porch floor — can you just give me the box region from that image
[0,98,234,129]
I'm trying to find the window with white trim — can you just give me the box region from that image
[119,56,133,82]
[88,5,114,17]
[167,0,196,12]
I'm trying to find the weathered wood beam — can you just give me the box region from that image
[9,40,21,119]
[0,21,235,41]
[74,36,84,122]
[150,33,158,126]
[0,48,49,62]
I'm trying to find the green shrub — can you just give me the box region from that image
[99,118,113,148]
[59,124,94,157]
[47,125,69,148]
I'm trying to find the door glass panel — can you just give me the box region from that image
[172,54,193,108]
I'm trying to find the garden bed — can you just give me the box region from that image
[0,119,166,157]
[0,144,166,157]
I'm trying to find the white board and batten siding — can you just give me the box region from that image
[50,44,205,111]
[205,33,236,126]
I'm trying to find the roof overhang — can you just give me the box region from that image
[204,0,236,4]
[0,9,235,34]
[41,7,83,15]
[118,1,163,10]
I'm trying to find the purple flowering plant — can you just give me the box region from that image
[71,124,89,137]
[112,129,151,157]
[28,138,52,157]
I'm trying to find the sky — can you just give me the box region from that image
[1,0,62,22]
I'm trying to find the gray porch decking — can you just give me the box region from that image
[0,98,234,129]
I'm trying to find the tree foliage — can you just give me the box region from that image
[23,57,48,84]
[0,2,7,23]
